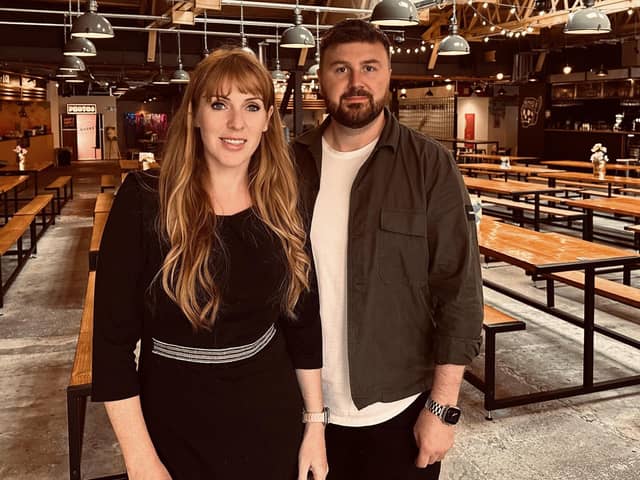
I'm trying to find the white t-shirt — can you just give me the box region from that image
[310,136,419,427]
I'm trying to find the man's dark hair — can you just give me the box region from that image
[319,19,391,64]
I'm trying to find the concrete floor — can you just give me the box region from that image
[0,162,638,479]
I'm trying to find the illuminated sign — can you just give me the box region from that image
[67,103,97,114]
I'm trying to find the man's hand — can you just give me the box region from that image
[413,407,455,468]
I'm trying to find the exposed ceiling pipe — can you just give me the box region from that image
[0,21,279,39]
[221,1,370,15]
[0,8,333,31]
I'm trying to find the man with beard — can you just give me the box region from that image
[293,19,484,480]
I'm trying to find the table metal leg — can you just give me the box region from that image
[583,266,596,388]
[583,210,594,241]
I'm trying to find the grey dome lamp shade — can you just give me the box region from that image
[71,0,114,39]
[564,0,611,34]
[370,0,419,27]
[171,65,190,84]
[438,21,470,56]
[60,55,86,71]
[64,37,97,57]
[281,7,315,48]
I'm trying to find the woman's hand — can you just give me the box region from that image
[297,423,328,480]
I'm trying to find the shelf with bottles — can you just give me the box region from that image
[551,79,638,102]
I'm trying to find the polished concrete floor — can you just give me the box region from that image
[0,162,638,479]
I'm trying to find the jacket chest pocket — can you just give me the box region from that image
[377,210,428,285]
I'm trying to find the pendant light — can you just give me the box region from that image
[438,0,470,56]
[201,9,210,59]
[152,33,170,85]
[64,1,96,56]
[272,27,288,83]
[595,65,608,76]
[71,0,114,39]
[239,1,255,55]
[281,2,315,49]
[171,28,190,83]
[371,0,420,26]
[64,37,97,57]
[60,55,86,71]
[306,10,321,78]
[564,0,611,34]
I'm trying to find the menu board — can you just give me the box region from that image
[62,114,76,130]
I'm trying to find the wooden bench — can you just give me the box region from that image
[464,304,526,416]
[94,192,114,216]
[44,175,73,215]
[89,212,108,271]
[0,214,36,308]
[67,272,95,480]
[580,189,622,198]
[625,224,640,251]
[482,196,583,227]
[14,194,55,241]
[100,174,117,193]
[66,272,127,480]
[545,271,640,309]
[556,180,608,191]
[618,187,640,196]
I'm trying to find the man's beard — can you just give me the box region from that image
[325,87,387,129]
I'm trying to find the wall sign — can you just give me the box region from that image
[67,103,97,114]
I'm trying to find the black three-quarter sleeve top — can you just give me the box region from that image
[92,171,322,402]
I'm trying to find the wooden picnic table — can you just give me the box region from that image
[538,171,640,197]
[119,159,140,172]
[0,158,53,196]
[458,162,563,181]
[0,175,29,223]
[463,176,572,230]
[563,196,640,242]
[458,153,541,165]
[477,219,640,411]
[541,160,640,174]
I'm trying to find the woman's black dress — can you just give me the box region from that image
[92,171,321,480]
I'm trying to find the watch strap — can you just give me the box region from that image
[302,407,330,425]
[425,397,460,425]
[426,397,447,419]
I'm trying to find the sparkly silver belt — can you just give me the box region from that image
[151,324,276,364]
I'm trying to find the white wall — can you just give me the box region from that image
[457,97,490,145]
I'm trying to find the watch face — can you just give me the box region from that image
[444,407,461,425]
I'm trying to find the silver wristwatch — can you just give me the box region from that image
[302,407,330,425]
[425,397,462,425]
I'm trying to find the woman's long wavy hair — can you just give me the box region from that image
[158,48,310,331]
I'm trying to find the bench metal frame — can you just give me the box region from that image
[0,217,36,308]
[45,177,74,215]
[480,269,640,412]
[464,319,526,416]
